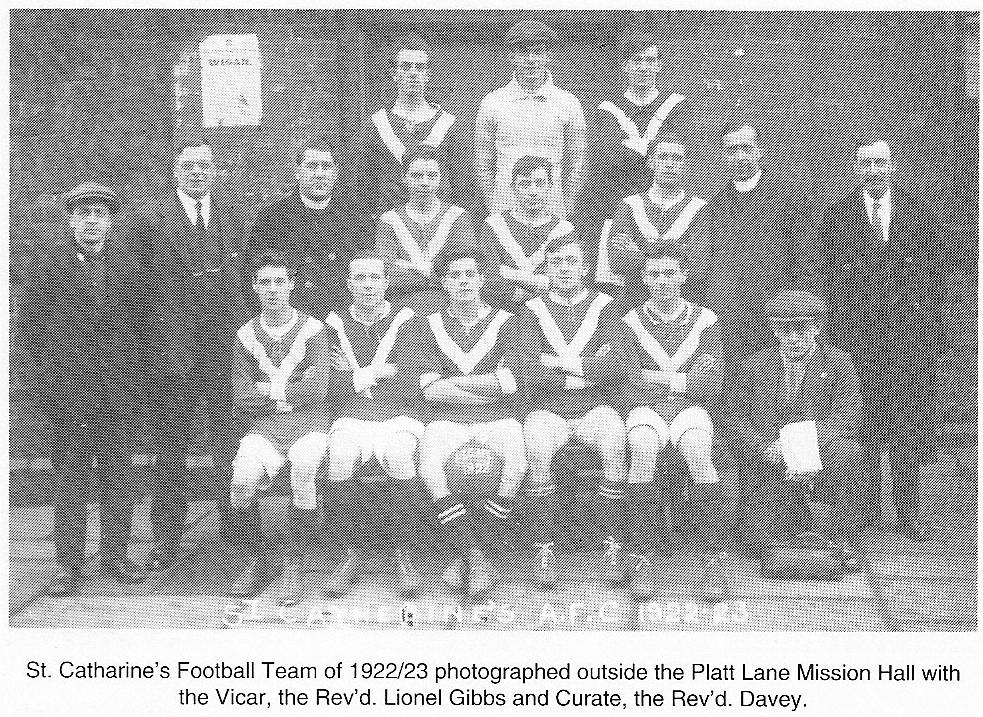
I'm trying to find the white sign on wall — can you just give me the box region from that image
[200,34,262,127]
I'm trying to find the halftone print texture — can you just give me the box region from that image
[9,9,978,630]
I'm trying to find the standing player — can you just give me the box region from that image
[476,19,586,218]
[600,136,706,305]
[521,236,638,589]
[480,155,576,312]
[375,146,480,313]
[620,243,726,602]
[411,246,528,598]
[320,255,423,597]
[227,255,331,605]
[592,31,691,265]
[362,33,460,219]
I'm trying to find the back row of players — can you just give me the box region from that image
[31,20,942,603]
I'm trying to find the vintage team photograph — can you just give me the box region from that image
[8,8,978,630]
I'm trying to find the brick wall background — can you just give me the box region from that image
[9,9,977,503]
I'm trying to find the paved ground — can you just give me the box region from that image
[9,452,977,631]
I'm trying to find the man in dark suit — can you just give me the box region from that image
[728,291,863,561]
[248,140,370,319]
[688,122,808,368]
[136,140,250,569]
[21,183,150,595]
[814,140,943,541]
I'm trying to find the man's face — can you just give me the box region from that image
[442,257,485,305]
[856,144,893,197]
[643,255,687,305]
[69,202,112,255]
[649,143,686,188]
[404,158,441,204]
[545,242,586,294]
[253,266,294,314]
[393,49,428,97]
[348,258,388,309]
[772,319,820,361]
[624,45,660,90]
[513,167,551,215]
[174,145,217,198]
[295,148,337,202]
[511,44,552,85]
[722,126,763,183]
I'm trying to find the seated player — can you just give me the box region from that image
[228,254,331,605]
[728,290,862,567]
[480,155,576,311]
[620,242,726,602]
[521,235,638,589]
[321,254,423,597]
[375,145,481,314]
[600,136,707,306]
[412,245,528,598]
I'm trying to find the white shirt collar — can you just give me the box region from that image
[624,86,659,107]
[733,170,763,193]
[299,192,331,211]
[506,73,557,100]
[647,186,685,210]
[549,288,590,307]
[176,189,210,227]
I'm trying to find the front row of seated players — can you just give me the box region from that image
[227,240,861,604]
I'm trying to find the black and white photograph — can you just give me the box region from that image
[7,7,978,634]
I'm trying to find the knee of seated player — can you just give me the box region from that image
[288,433,329,473]
[378,433,418,475]
[231,435,275,507]
[523,411,566,459]
[327,432,363,479]
[628,425,666,462]
[677,428,714,459]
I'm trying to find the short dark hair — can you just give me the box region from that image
[642,240,689,272]
[175,138,212,158]
[349,252,389,277]
[295,139,336,167]
[511,155,553,185]
[402,145,444,175]
[251,252,295,279]
[544,233,584,258]
[391,33,429,67]
[618,30,658,63]
[646,132,687,160]
[432,243,489,279]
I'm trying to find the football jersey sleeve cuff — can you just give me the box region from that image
[269,380,287,403]
[420,372,442,389]
[495,366,517,394]
[352,367,377,393]
[669,373,687,394]
[565,375,588,390]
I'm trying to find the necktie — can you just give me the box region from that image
[194,199,205,231]
[873,197,887,243]
[785,360,805,402]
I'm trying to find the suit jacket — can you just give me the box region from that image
[20,234,151,447]
[134,192,249,380]
[728,343,862,460]
[687,172,807,358]
[813,184,943,446]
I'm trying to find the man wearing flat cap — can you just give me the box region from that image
[727,290,863,561]
[20,183,151,595]
[813,139,943,541]
[475,19,586,219]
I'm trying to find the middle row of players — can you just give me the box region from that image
[233,218,725,607]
